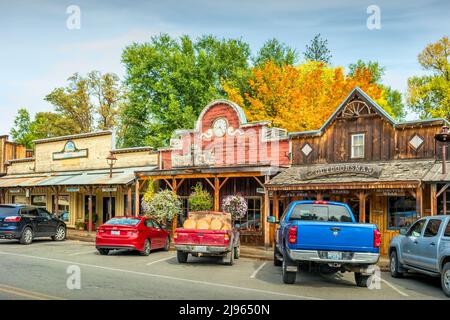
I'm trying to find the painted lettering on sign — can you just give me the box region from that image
[301,164,382,180]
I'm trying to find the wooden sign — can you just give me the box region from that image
[9,189,21,194]
[375,189,405,196]
[302,164,382,180]
[330,190,350,194]
[102,187,117,193]
[53,141,88,160]
[66,187,80,192]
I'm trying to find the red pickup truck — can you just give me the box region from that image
[173,211,240,265]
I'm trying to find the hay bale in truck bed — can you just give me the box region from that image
[183,211,232,231]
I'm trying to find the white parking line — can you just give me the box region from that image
[250,262,267,279]
[0,250,321,300]
[380,278,409,297]
[146,256,175,266]
[68,250,98,256]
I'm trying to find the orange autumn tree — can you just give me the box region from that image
[223,61,393,132]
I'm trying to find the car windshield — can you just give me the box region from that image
[0,206,19,217]
[105,217,140,226]
[289,204,353,222]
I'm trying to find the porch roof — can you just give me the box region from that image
[422,161,450,182]
[0,166,156,188]
[265,159,436,190]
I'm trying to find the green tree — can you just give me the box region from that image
[10,108,35,149]
[188,183,213,211]
[348,60,406,120]
[408,36,450,119]
[120,33,251,148]
[303,33,332,64]
[253,38,298,67]
[30,112,79,139]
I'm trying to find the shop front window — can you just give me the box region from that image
[123,194,143,215]
[237,197,262,232]
[31,195,46,208]
[388,196,417,230]
[53,195,70,222]
[12,195,27,205]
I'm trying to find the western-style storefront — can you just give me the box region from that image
[265,87,450,255]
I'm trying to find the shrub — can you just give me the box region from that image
[141,189,181,223]
[188,182,213,211]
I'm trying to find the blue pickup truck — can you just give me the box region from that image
[268,200,381,287]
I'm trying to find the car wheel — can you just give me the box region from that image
[274,246,282,267]
[441,262,450,297]
[52,226,66,241]
[97,248,110,255]
[234,245,240,259]
[177,250,188,263]
[355,272,373,288]
[19,227,33,245]
[140,239,151,256]
[164,237,170,251]
[390,250,403,278]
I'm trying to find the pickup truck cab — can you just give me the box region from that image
[389,215,450,297]
[268,200,380,287]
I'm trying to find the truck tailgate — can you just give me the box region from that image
[174,228,230,246]
[292,222,377,253]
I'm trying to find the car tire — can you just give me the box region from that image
[282,247,296,284]
[140,239,151,256]
[355,272,372,288]
[19,227,33,245]
[98,248,110,255]
[164,237,170,251]
[52,225,66,241]
[234,245,240,259]
[441,262,450,297]
[274,246,282,267]
[177,250,188,263]
[389,250,403,278]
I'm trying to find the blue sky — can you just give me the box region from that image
[0,0,449,134]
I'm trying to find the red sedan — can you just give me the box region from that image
[95,216,170,256]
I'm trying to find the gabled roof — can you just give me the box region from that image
[289,87,450,138]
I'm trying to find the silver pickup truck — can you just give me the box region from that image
[389,215,450,297]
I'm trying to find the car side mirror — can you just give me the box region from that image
[267,216,279,224]
[399,227,408,235]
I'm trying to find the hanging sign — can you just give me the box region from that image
[256,188,265,194]
[301,164,382,180]
[9,189,21,194]
[66,187,80,192]
[102,187,117,193]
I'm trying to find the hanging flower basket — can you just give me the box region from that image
[222,195,247,221]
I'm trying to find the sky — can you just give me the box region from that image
[0,0,449,135]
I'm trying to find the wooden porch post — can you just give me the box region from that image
[316,192,322,200]
[416,186,423,218]
[88,187,93,234]
[127,185,132,216]
[214,177,220,211]
[264,176,271,248]
[172,178,178,231]
[359,191,366,223]
[134,179,140,216]
[431,184,437,216]
[54,187,60,216]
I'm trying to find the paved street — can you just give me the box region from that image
[0,239,446,300]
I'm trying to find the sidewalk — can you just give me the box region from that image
[67,229,389,271]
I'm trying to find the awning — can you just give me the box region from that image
[422,161,450,182]
[0,166,156,188]
[265,159,436,190]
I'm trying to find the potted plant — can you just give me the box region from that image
[84,212,98,231]
[75,219,85,231]
[188,183,213,212]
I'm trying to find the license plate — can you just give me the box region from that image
[196,246,208,253]
[327,251,342,260]
[111,230,120,236]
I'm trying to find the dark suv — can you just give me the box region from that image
[0,204,67,245]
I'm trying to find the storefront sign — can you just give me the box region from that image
[330,190,350,194]
[376,189,406,196]
[256,188,265,194]
[53,141,88,160]
[301,164,382,180]
[66,187,80,192]
[9,189,21,194]
[102,187,117,193]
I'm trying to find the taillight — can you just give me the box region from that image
[4,216,21,223]
[224,234,230,241]
[173,232,178,239]
[288,225,297,244]
[374,229,381,248]
[313,201,328,204]
[98,228,105,233]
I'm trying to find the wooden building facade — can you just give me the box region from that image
[265,87,450,255]
[0,135,26,176]
[136,99,290,246]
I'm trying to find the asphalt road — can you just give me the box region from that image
[0,239,447,300]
